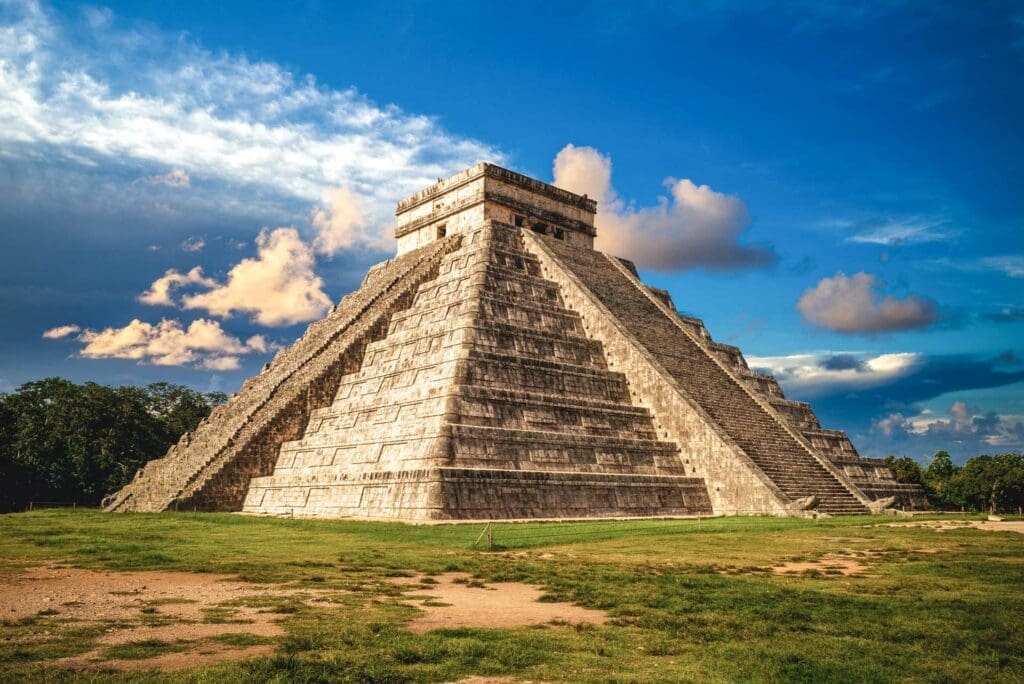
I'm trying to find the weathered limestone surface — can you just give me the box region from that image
[242,224,712,519]
[108,163,925,518]
[104,237,461,512]
[527,232,925,512]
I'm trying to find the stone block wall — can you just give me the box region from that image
[105,236,461,512]
[525,229,874,515]
[243,223,714,520]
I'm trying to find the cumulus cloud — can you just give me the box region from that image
[42,324,81,339]
[138,168,191,189]
[311,186,372,255]
[138,266,216,307]
[198,355,242,371]
[551,144,774,271]
[747,351,923,399]
[0,1,501,249]
[180,227,331,326]
[796,271,940,333]
[872,401,1024,450]
[181,236,206,253]
[45,317,268,368]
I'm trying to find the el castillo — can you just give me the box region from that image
[105,164,927,520]
[2,164,1022,682]
[3,0,1022,678]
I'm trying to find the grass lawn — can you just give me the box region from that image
[0,510,1021,682]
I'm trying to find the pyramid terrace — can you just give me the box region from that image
[105,164,927,519]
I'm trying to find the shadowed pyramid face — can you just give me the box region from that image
[105,165,928,520]
[394,163,598,255]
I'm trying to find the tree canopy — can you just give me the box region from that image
[0,378,225,512]
[887,450,1024,513]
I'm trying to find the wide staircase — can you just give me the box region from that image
[104,237,459,512]
[538,236,868,515]
[447,226,693,478]
[243,223,711,519]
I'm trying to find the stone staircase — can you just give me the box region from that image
[103,236,461,512]
[242,223,712,519]
[534,234,869,515]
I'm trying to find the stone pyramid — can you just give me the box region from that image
[105,164,927,519]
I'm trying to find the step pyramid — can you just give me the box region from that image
[106,163,926,518]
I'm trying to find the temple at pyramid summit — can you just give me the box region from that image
[104,163,928,519]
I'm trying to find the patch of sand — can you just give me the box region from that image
[882,520,1024,535]
[393,573,607,633]
[773,555,870,576]
[772,547,945,577]
[0,565,339,671]
[0,565,317,621]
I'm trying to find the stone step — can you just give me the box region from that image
[462,350,632,403]
[455,385,659,440]
[448,424,686,475]
[539,236,867,513]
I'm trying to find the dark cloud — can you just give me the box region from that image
[820,354,867,371]
[997,350,1019,365]
[808,353,1024,420]
[777,353,1024,461]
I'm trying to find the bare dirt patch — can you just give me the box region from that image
[771,546,945,577]
[773,555,871,577]
[393,573,608,633]
[880,520,1024,535]
[0,565,338,671]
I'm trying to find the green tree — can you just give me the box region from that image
[884,455,924,485]
[923,450,958,509]
[949,453,1024,513]
[0,378,225,512]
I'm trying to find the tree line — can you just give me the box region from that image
[0,378,226,512]
[1,377,1021,514]
[886,451,1024,513]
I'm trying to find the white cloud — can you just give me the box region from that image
[873,401,1024,449]
[42,323,81,339]
[138,266,216,307]
[551,144,774,271]
[747,351,923,398]
[53,317,268,368]
[181,236,206,252]
[796,271,939,333]
[139,168,191,189]
[311,186,372,255]
[198,355,241,371]
[0,1,501,249]
[180,227,331,326]
[842,216,954,246]
[982,256,1024,279]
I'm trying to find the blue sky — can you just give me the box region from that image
[1,0,1021,462]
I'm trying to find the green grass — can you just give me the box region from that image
[0,510,1021,682]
